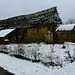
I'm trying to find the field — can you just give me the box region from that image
[0,42,75,75]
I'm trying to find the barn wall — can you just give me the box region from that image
[26,26,53,43]
[56,30,75,43]
[0,37,5,44]
[6,26,53,43]
[71,30,75,42]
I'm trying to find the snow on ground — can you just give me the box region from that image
[0,42,74,65]
[0,53,75,75]
[0,42,75,75]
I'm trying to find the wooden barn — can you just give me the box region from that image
[0,7,62,44]
[0,27,53,44]
[56,24,75,43]
[0,26,55,44]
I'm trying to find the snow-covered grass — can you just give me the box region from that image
[0,42,75,75]
[0,53,75,75]
[0,42,75,66]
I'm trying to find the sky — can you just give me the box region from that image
[0,0,75,23]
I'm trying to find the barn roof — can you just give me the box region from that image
[0,29,15,37]
[0,6,62,29]
[56,24,75,31]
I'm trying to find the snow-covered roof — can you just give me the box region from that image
[56,24,75,31]
[0,7,62,30]
[0,29,15,37]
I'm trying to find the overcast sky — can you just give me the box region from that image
[0,0,75,23]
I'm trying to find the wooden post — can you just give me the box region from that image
[71,30,73,42]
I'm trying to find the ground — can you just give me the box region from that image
[0,42,75,75]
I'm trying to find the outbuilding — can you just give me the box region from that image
[56,24,75,43]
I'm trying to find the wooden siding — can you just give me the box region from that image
[5,26,53,43]
[56,30,75,43]
[0,37,5,44]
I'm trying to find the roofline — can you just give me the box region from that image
[0,6,57,21]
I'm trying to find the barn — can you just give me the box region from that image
[0,26,54,44]
[0,7,62,44]
[56,24,75,43]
